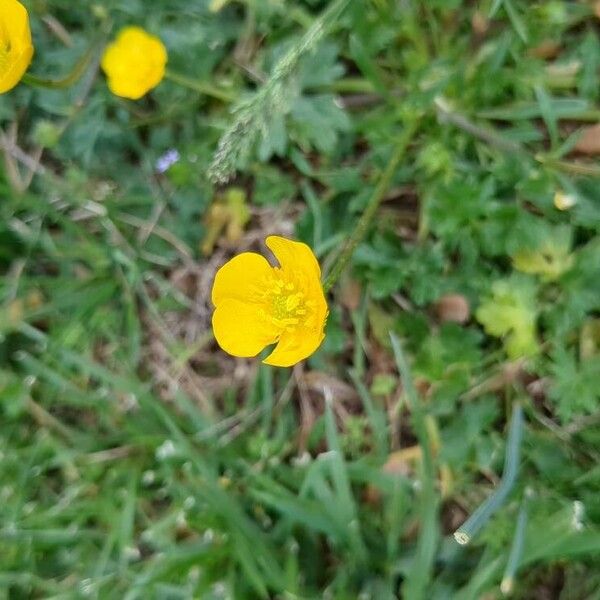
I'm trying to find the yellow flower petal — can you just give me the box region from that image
[0,0,34,94]
[0,46,33,93]
[212,252,273,305]
[263,326,325,367]
[212,298,279,358]
[101,26,167,100]
[0,0,30,44]
[265,235,321,279]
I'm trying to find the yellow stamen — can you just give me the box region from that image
[261,275,312,333]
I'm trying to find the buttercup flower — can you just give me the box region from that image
[101,26,167,100]
[212,236,328,367]
[0,0,34,94]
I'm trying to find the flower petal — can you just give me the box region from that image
[265,236,321,279]
[263,326,325,367]
[0,0,33,94]
[0,46,33,94]
[212,299,279,358]
[1,0,29,43]
[212,252,274,305]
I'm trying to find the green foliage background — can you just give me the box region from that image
[1,0,600,598]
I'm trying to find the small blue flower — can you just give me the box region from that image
[155,149,180,174]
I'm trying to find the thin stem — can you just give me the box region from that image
[22,34,103,90]
[323,118,418,292]
[435,96,525,155]
[435,96,600,178]
[454,403,524,545]
[534,153,600,178]
[477,108,600,123]
[163,69,235,103]
[315,77,378,94]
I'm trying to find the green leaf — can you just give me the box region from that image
[476,276,538,358]
[512,225,574,281]
[548,345,600,423]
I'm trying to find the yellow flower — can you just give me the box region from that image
[0,0,34,94]
[212,236,328,367]
[101,26,167,100]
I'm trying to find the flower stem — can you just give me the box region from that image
[323,118,419,293]
[22,35,103,91]
[164,69,235,103]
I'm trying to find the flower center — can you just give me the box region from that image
[259,271,311,332]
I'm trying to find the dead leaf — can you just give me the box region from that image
[8,299,23,322]
[529,40,561,60]
[574,124,600,155]
[434,293,470,324]
[201,188,250,255]
[340,277,361,311]
[471,11,488,36]
[383,446,422,476]
[26,290,44,309]
[302,371,359,406]
[463,359,526,401]
[545,60,580,78]
[363,484,382,506]
[580,319,600,360]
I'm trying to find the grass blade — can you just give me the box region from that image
[454,404,524,546]
[390,334,439,600]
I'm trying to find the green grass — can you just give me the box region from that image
[1,0,600,598]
